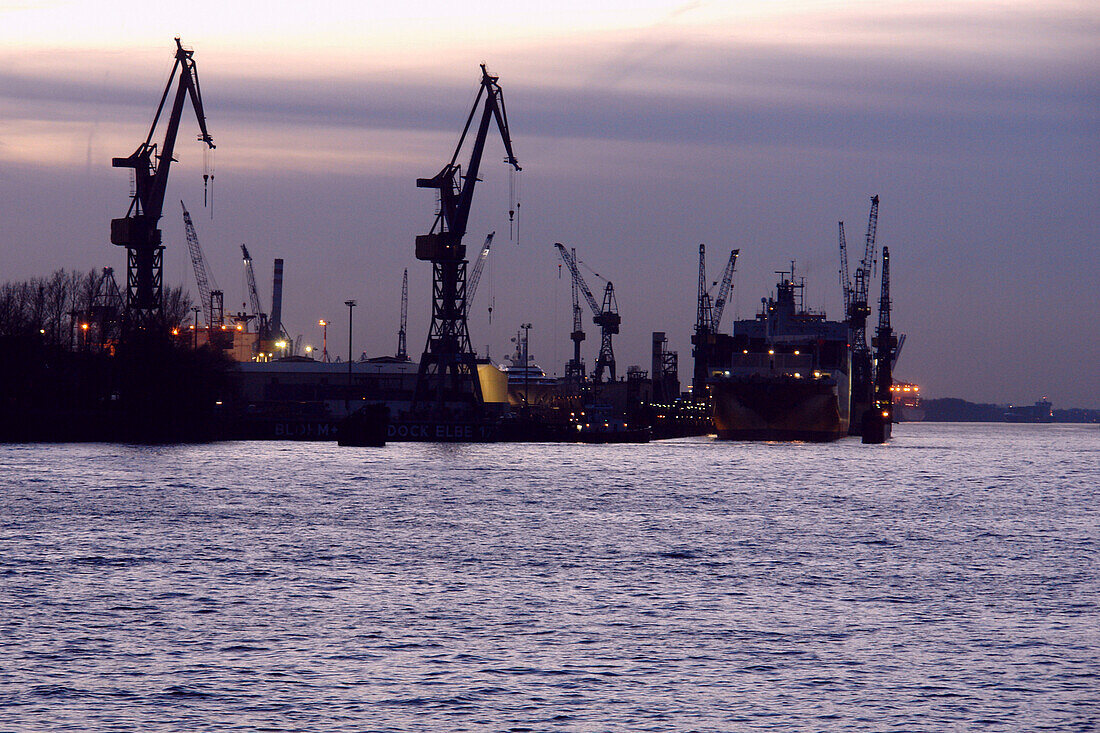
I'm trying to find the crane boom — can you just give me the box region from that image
[711,248,739,329]
[554,243,601,317]
[853,195,880,310]
[397,268,409,360]
[838,221,852,315]
[181,201,216,327]
[465,231,495,310]
[241,244,266,335]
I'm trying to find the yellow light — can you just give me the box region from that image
[882,410,890,418]
[794,372,800,378]
[221,325,227,331]
[793,350,799,355]
[318,319,327,327]
[237,325,243,331]
[171,328,179,336]
[743,350,748,354]
[81,323,89,331]
[305,346,313,353]
[768,349,774,355]
[275,340,287,349]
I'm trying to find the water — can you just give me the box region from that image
[1,423,1097,731]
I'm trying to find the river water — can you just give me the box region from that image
[1,423,1097,731]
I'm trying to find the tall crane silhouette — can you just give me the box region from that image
[839,195,880,432]
[412,65,519,412]
[555,243,620,383]
[111,38,213,333]
[396,268,409,361]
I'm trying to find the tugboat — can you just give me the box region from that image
[572,404,651,443]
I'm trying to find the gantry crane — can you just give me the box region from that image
[111,38,213,332]
[555,243,620,383]
[565,246,585,380]
[412,65,520,411]
[839,195,880,432]
[180,200,223,332]
[396,268,409,360]
[692,244,738,395]
[695,244,714,334]
[465,232,495,314]
[864,245,897,443]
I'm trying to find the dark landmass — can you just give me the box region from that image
[923,398,1100,423]
[0,334,235,443]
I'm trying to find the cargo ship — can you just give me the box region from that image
[708,265,851,441]
[891,381,925,421]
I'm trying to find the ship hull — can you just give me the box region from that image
[711,376,848,442]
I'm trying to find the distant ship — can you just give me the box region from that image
[1005,399,1054,423]
[891,381,925,422]
[708,266,851,441]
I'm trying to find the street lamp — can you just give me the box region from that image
[81,322,89,350]
[521,322,532,410]
[319,319,329,363]
[344,300,357,406]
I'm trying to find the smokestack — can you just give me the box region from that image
[270,258,284,339]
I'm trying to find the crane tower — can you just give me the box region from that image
[111,38,213,333]
[412,65,520,412]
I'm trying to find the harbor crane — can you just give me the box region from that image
[864,245,897,443]
[412,65,520,411]
[564,246,585,380]
[839,195,880,431]
[180,201,224,332]
[692,244,738,395]
[696,244,714,334]
[241,244,268,339]
[555,243,620,383]
[111,38,213,332]
[396,268,409,360]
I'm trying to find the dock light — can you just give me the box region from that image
[813,371,821,378]
[305,346,313,354]
[275,340,287,349]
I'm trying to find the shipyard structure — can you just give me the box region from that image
[691,197,901,443]
[3,39,911,445]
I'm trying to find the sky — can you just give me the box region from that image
[1,0,1097,408]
